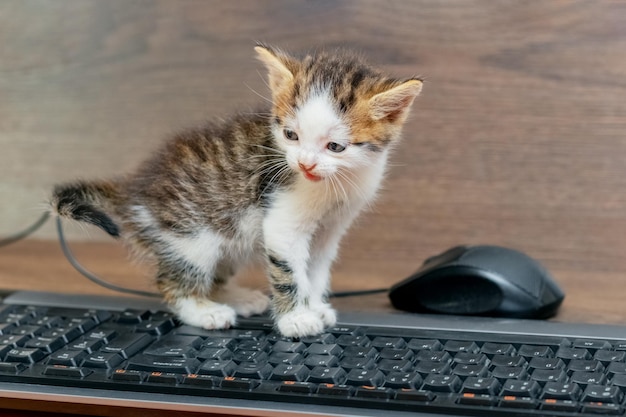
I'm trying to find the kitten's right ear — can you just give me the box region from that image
[255,44,296,92]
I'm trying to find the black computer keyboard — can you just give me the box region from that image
[2,291,626,417]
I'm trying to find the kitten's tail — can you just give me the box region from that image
[50,180,123,237]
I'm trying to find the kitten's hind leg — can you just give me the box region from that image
[211,281,270,317]
[156,259,237,330]
[210,260,270,317]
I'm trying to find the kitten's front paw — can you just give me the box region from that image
[174,298,237,330]
[276,308,326,337]
[313,303,337,327]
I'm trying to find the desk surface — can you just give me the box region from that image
[0,240,625,416]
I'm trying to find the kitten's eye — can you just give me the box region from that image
[283,129,298,141]
[327,142,346,153]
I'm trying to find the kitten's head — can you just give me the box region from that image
[255,44,422,183]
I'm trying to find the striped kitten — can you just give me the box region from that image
[51,44,422,337]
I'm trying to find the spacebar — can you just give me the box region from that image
[126,355,201,373]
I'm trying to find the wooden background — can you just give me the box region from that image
[1,1,626,320]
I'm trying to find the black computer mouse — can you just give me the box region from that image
[389,245,565,319]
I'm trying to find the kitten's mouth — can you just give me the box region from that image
[302,170,323,182]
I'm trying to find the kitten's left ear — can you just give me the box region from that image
[255,44,298,93]
[369,78,423,122]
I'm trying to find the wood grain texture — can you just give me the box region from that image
[1,0,626,320]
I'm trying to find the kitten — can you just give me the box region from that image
[51,44,422,337]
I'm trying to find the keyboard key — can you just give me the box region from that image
[232,350,268,363]
[371,337,405,349]
[220,376,260,390]
[0,362,26,374]
[540,398,579,412]
[82,352,124,369]
[457,392,497,406]
[378,348,413,361]
[67,337,104,353]
[100,332,153,359]
[126,355,200,373]
[518,345,554,358]
[499,395,538,409]
[570,371,606,387]
[302,354,335,367]
[461,377,501,395]
[407,338,443,351]
[300,333,336,344]
[339,356,375,370]
[355,386,394,399]
[135,319,175,336]
[112,369,145,382]
[146,372,181,385]
[491,354,527,368]
[143,335,201,357]
[24,336,65,353]
[422,374,462,393]
[180,373,217,387]
[39,326,82,343]
[232,362,273,379]
[307,366,347,384]
[115,309,151,324]
[270,364,309,381]
[531,369,567,384]
[528,357,565,371]
[541,382,582,400]
[607,362,626,378]
[43,365,92,378]
[378,359,412,373]
[47,348,87,367]
[345,368,385,387]
[594,349,626,365]
[480,342,515,356]
[453,352,488,365]
[272,341,305,353]
[415,360,451,375]
[581,402,623,415]
[556,347,591,361]
[415,350,452,363]
[342,346,377,359]
[197,347,233,361]
[198,360,236,377]
[567,359,604,374]
[501,379,542,398]
[317,383,354,397]
[5,347,45,364]
[278,381,315,394]
[491,366,528,381]
[573,339,612,351]
[581,384,624,404]
[452,363,488,378]
[202,337,236,350]
[336,334,370,347]
[443,340,479,353]
[306,343,342,356]
[383,371,422,389]
[395,388,436,402]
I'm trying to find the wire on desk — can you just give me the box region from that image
[2,212,391,299]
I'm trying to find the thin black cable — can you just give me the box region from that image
[55,217,162,299]
[0,211,51,247]
[1,211,388,299]
[329,287,389,298]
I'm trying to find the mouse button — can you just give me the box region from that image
[415,267,503,315]
[422,245,470,268]
[460,246,547,298]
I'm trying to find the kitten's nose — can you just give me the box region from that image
[298,162,317,172]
